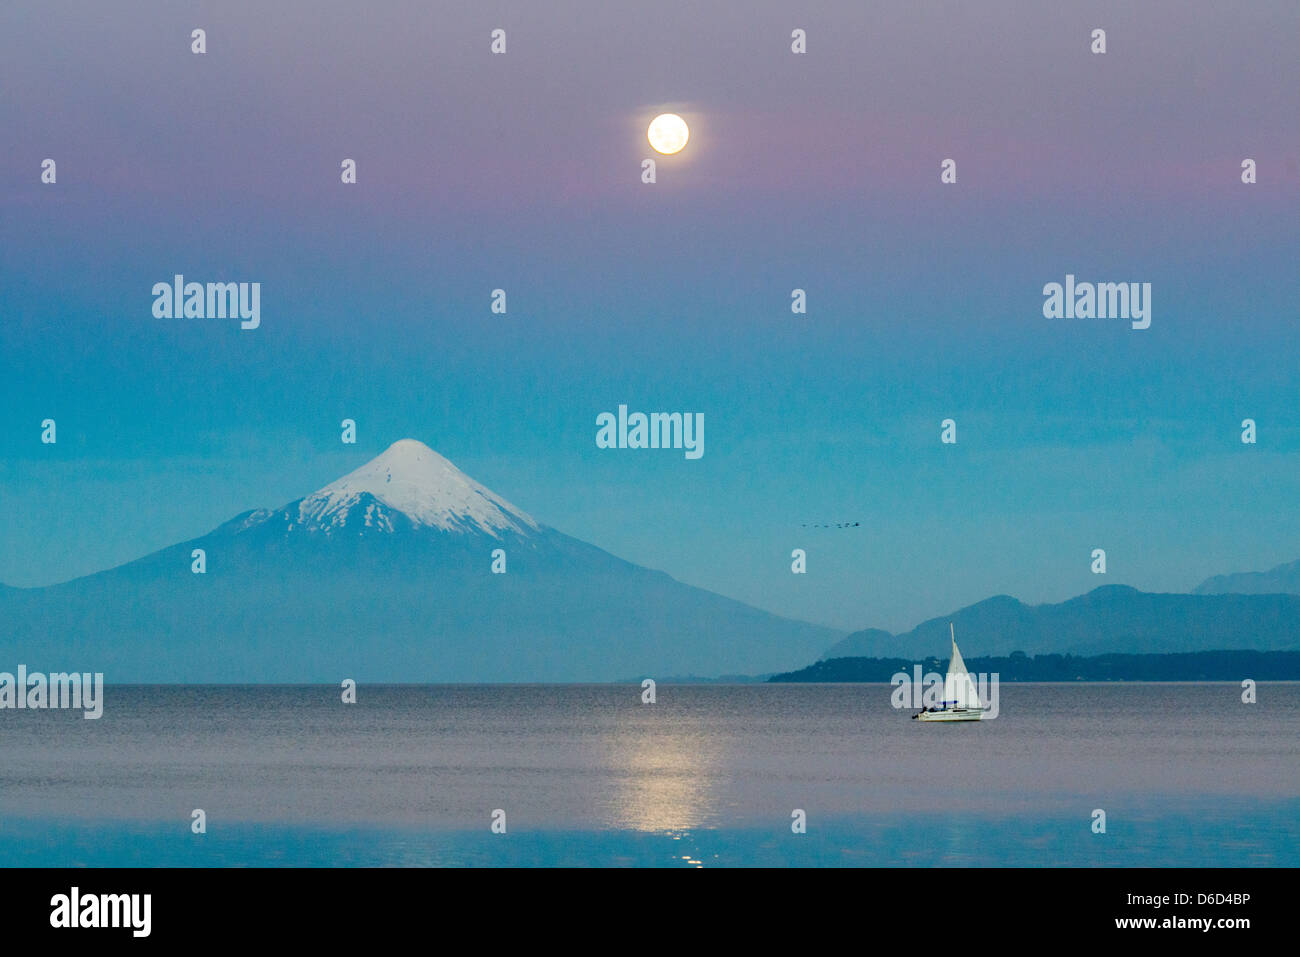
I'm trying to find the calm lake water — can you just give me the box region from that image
[1,683,1296,866]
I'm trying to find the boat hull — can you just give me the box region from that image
[914,708,987,722]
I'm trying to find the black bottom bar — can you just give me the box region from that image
[0,867,1279,943]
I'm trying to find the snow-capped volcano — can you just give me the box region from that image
[290,439,539,537]
[0,437,843,681]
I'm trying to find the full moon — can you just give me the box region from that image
[647,113,690,155]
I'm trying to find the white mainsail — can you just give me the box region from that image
[941,624,982,709]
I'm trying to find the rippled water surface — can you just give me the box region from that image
[2,683,1295,865]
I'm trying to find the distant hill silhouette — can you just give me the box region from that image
[819,585,1300,660]
[772,650,1300,682]
[1195,558,1300,596]
[820,628,894,660]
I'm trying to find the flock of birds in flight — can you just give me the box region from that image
[801,522,861,529]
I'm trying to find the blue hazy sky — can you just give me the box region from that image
[2,1,1298,633]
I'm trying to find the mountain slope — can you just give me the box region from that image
[0,440,839,682]
[819,628,894,660]
[1194,558,1300,596]
[820,585,1300,661]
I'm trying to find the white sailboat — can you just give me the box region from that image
[913,623,988,721]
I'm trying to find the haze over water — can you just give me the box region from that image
[1,683,1295,866]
